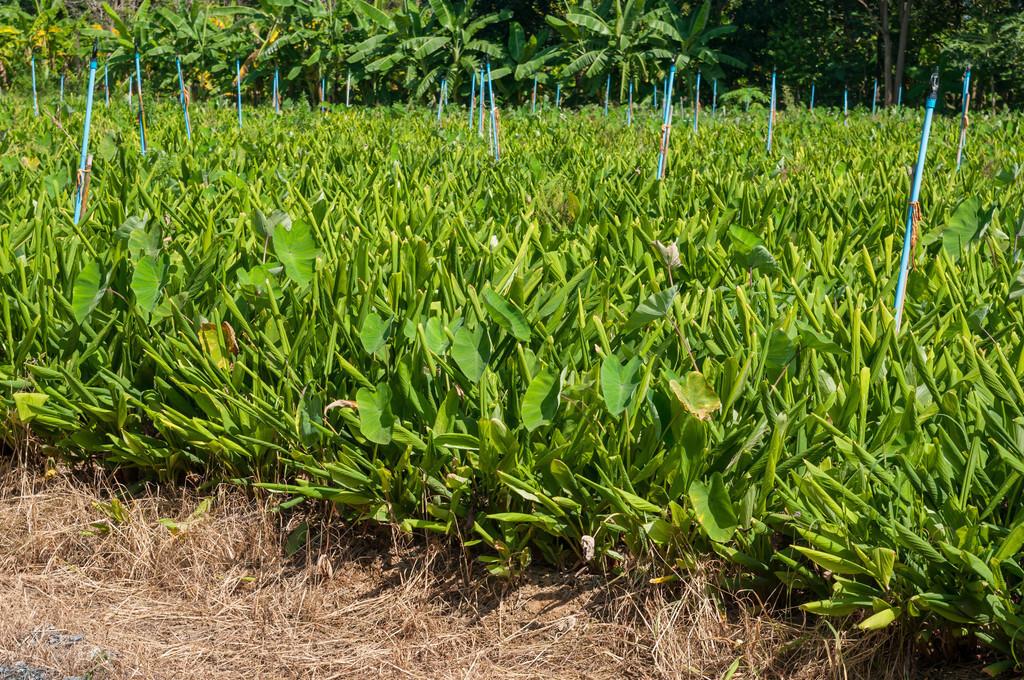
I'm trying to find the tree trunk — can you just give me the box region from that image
[894,0,910,102]
[881,0,893,105]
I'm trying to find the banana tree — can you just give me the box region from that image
[547,0,661,100]
[648,0,740,82]
[493,21,560,103]
[347,0,434,103]
[426,0,509,99]
[149,3,258,98]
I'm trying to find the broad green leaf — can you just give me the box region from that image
[521,369,561,431]
[14,393,49,423]
[71,259,105,324]
[359,312,392,355]
[941,197,990,259]
[624,286,677,332]
[482,288,531,341]
[357,384,394,445]
[600,354,642,416]
[272,219,318,287]
[131,254,167,319]
[451,326,490,382]
[688,473,737,542]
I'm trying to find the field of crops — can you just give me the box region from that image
[3,92,1024,667]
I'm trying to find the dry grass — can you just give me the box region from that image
[0,459,978,680]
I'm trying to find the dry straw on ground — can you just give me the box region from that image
[0,454,974,679]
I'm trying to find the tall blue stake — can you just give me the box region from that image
[627,80,633,126]
[274,67,280,113]
[712,78,717,115]
[556,83,561,109]
[176,56,191,141]
[766,69,776,153]
[31,55,38,116]
[656,64,677,180]
[104,62,109,107]
[469,71,476,128]
[60,73,64,106]
[486,62,499,161]
[320,76,326,113]
[236,59,243,127]
[604,73,610,115]
[872,78,878,114]
[477,69,485,135]
[897,84,903,107]
[956,66,972,170]
[894,72,939,332]
[652,82,657,110]
[436,77,445,124]
[810,81,815,111]
[843,86,849,125]
[73,41,99,226]
[693,71,701,132]
[134,45,146,155]
[531,75,537,113]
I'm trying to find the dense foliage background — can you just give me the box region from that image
[1,0,1022,109]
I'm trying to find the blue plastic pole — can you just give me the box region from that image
[766,69,776,153]
[894,72,940,332]
[956,66,972,170]
[320,76,326,113]
[134,48,146,155]
[176,57,191,141]
[712,78,717,115]
[236,59,243,127]
[60,73,64,106]
[346,71,351,107]
[436,77,445,124]
[532,75,537,113]
[104,62,109,107]
[897,84,903,107]
[604,73,610,115]
[627,80,633,126]
[477,69,485,135]
[656,64,677,180]
[693,71,701,132]
[31,55,38,116]
[810,81,815,111]
[486,62,499,161]
[469,71,476,128]
[555,83,561,109]
[872,78,878,114]
[73,42,99,225]
[843,86,848,125]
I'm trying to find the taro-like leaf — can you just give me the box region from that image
[272,218,317,286]
[13,392,49,423]
[521,368,561,431]
[71,259,105,324]
[131,253,167,319]
[424,317,451,354]
[359,312,392,355]
[669,372,721,420]
[942,197,992,259]
[689,473,737,542]
[600,354,642,416]
[357,384,394,445]
[624,286,677,332]
[451,325,490,382]
[482,288,531,341]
